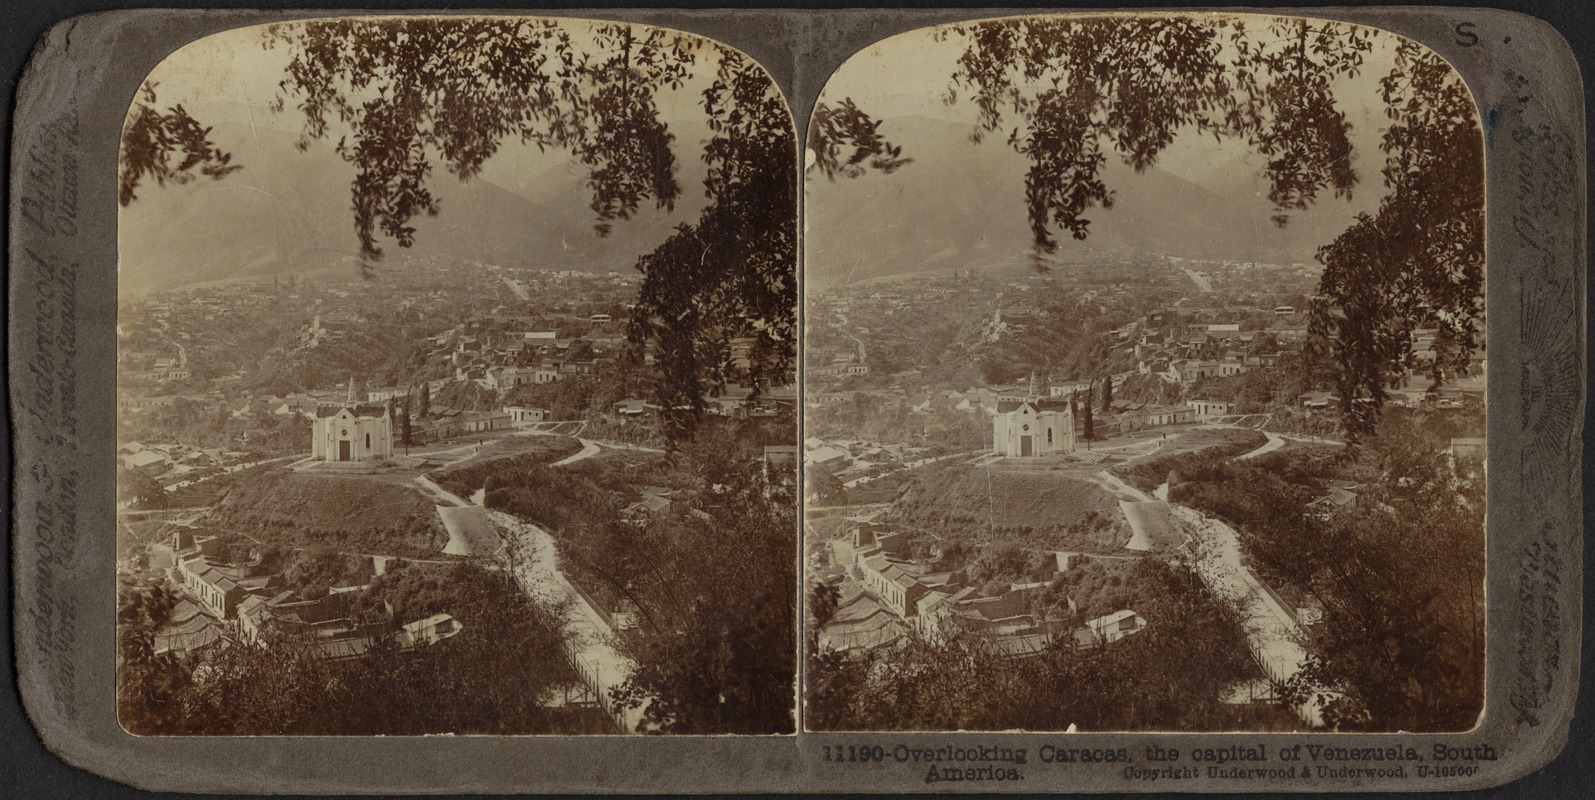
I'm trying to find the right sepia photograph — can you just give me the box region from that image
[803,14,1485,733]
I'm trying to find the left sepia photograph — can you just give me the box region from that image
[114,16,797,736]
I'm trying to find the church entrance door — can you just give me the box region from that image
[339,440,351,461]
[1020,436,1033,457]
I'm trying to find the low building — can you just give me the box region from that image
[1299,391,1339,411]
[175,555,273,620]
[818,590,910,653]
[1144,405,1195,427]
[1083,609,1147,647]
[458,410,511,434]
[121,449,172,476]
[395,613,463,648]
[483,367,534,390]
[505,406,550,425]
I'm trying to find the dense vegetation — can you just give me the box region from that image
[119,403,311,458]
[1112,428,1268,491]
[1158,412,1485,731]
[428,414,796,733]
[430,437,586,494]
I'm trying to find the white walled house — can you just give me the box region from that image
[505,406,550,425]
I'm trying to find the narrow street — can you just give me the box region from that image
[489,508,645,733]
[1094,459,1324,727]
[1171,505,1325,727]
[421,432,650,733]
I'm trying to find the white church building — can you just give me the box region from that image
[992,397,1075,458]
[312,381,393,462]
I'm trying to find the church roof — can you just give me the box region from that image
[995,397,1072,414]
[315,404,390,419]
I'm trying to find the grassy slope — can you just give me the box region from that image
[205,470,449,557]
[889,465,1130,552]
[1112,427,1268,491]
[430,434,585,495]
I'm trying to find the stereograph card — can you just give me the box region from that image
[7,5,1585,794]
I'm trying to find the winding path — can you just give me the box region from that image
[1095,452,1325,726]
[421,433,652,732]
[489,508,644,733]
[1236,431,1285,460]
[551,439,602,466]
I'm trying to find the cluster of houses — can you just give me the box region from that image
[133,525,460,661]
[423,315,627,389]
[817,524,1146,657]
[806,346,870,380]
[119,348,192,386]
[118,441,242,482]
[612,384,797,421]
[803,438,936,499]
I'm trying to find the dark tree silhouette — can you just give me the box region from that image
[117,586,189,734]
[808,97,913,179]
[626,48,798,441]
[1100,374,1113,411]
[400,397,413,448]
[1308,39,1484,440]
[607,420,797,733]
[814,15,1481,438]
[931,16,1369,252]
[118,82,243,206]
[117,466,170,510]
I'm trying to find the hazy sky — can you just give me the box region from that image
[818,12,1410,187]
[138,17,728,178]
[803,13,1479,283]
[121,17,760,292]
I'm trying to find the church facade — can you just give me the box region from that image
[992,397,1074,458]
[312,404,393,462]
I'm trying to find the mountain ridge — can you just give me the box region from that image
[805,114,1374,288]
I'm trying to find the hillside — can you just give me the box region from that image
[120,122,710,295]
[1111,428,1269,492]
[204,470,450,557]
[804,114,1374,288]
[887,464,1130,552]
